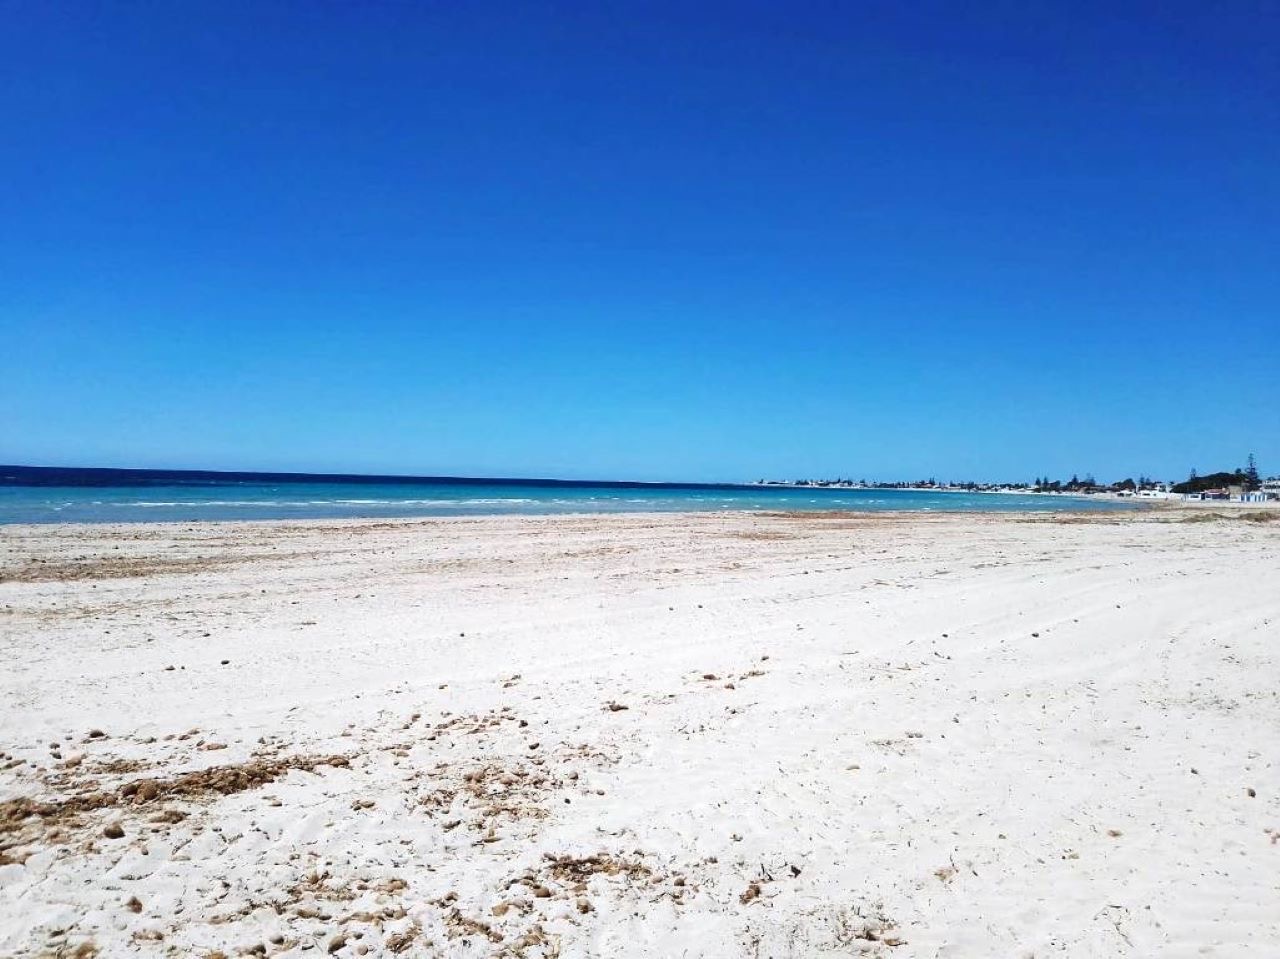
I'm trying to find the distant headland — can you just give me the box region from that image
[758,454,1275,502]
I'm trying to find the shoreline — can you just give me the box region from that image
[9,497,1280,541]
[0,501,1165,534]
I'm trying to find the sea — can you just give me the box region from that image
[0,466,1141,524]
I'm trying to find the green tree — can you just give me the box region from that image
[1244,454,1261,491]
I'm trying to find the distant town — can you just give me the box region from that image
[756,455,1278,503]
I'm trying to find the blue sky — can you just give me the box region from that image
[3,1,1277,483]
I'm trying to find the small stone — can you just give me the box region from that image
[1247,787,1256,798]
[103,823,125,839]
[576,897,592,913]
[125,895,142,913]
[328,934,346,953]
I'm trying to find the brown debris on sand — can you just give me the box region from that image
[122,753,351,803]
[542,852,652,884]
[1,753,351,847]
[384,923,422,953]
[0,553,276,584]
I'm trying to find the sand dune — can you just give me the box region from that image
[1,510,1277,957]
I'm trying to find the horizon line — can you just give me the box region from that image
[0,463,761,490]
[0,462,1187,490]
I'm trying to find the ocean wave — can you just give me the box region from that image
[128,500,286,507]
[0,484,1142,525]
[120,497,543,508]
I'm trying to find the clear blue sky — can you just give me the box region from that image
[3,1,1276,483]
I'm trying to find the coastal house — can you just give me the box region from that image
[1182,486,1274,503]
[1182,489,1229,501]
[1227,484,1271,503]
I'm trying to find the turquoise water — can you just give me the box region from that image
[0,481,1138,524]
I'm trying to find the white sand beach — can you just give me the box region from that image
[1,510,1277,957]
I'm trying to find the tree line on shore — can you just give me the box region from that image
[1028,453,1262,494]
[1168,454,1262,494]
[768,454,1267,495]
